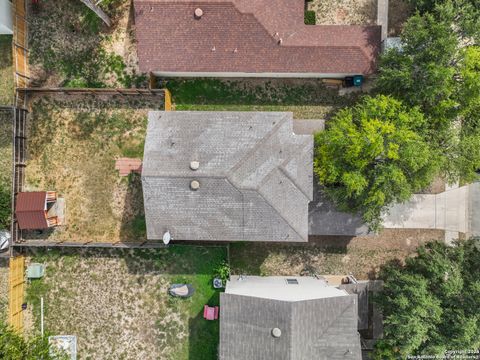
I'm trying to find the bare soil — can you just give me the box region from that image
[231,229,445,279]
[308,0,412,36]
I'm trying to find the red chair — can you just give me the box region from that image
[203,305,219,320]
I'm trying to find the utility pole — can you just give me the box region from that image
[41,297,44,336]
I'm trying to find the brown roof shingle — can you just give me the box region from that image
[15,192,48,230]
[134,0,381,75]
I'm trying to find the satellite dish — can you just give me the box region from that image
[163,231,171,245]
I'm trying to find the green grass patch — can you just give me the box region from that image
[166,78,357,119]
[0,111,12,230]
[305,10,316,25]
[0,35,13,105]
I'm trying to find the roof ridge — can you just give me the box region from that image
[293,296,356,355]
[255,176,307,241]
[227,1,284,46]
[279,139,313,200]
[227,113,290,176]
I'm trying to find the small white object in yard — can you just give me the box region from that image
[49,335,77,360]
[163,231,172,245]
[0,231,10,252]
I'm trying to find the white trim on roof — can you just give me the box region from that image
[152,71,360,79]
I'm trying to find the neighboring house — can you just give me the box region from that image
[219,275,362,360]
[142,111,313,242]
[133,0,381,78]
[0,0,13,35]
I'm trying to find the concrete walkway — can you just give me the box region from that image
[383,183,480,241]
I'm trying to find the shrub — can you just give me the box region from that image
[305,10,316,25]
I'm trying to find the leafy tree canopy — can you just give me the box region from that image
[313,95,439,230]
[0,320,56,360]
[374,239,480,358]
[0,183,11,230]
[375,2,480,182]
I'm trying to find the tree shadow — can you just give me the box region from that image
[188,292,221,360]
[119,173,146,242]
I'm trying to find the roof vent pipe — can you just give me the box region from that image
[271,328,282,338]
[190,161,200,170]
[194,8,203,18]
[190,180,200,190]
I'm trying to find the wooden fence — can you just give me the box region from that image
[13,0,29,108]
[8,256,25,333]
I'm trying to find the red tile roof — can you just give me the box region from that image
[134,0,381,75]
[15,192,48,230]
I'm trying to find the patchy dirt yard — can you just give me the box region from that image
[308,0,412,36]
[0,258,8,320]
[25,246,227,360]
[24,94,163,242]
[230,229,445,279]
[28,0,143,87]
[0,35,13,105]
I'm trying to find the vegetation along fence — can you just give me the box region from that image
[13,0,29,108]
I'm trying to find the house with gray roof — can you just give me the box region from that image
[142,111,313,242]
[219,275,362,360]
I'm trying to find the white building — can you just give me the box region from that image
[0,0,13,35]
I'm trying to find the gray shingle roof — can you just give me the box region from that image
[219,292,361,360]
[142,111,313,241]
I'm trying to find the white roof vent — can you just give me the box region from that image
[190,161,200,170]
[271,328,282,338]
[190,180,200,190]
[194,8,203,18]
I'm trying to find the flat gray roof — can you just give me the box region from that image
[142,111,313,242]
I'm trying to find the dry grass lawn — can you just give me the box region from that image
[24,95,163,242]
[25,246,227,360]
[0,35,13,105]
[29,0,143,87]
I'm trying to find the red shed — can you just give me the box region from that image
[15,191,59,230]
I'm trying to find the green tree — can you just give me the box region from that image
[0,183,10,230]
[374,239,480,358]
[314,95,439,230]
[376,4,480,182]
[0,319,56,360]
